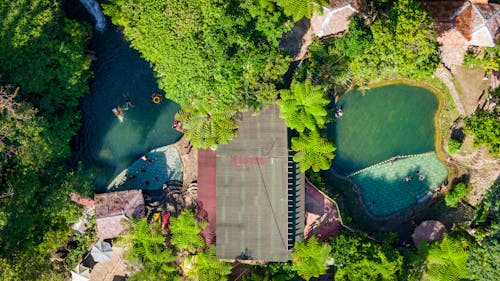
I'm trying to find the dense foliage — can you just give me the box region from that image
[298,0,439,88]
[464,108,500,155]
[0,1,93,279]
[182,246,233,281]
[118,219,178,280]
[275,0,328,21]
[330,232,404,280]
[463,45,500,75]
[447,138,463,154]
[120,210,232,280]
[277,79,329,133]
[445,182,468,207]
[466,237,499,281]
[423,235,470,281]
[290,236,332,281]
[169,209,207,253]
[103,0,291,148]
[291,130,335,172]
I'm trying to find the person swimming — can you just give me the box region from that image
[112,106,124,122]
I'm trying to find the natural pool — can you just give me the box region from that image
[329,83,448,217]
[75,21,182,191]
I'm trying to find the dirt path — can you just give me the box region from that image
[435,67,466,116]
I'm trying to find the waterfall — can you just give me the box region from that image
[79,0,106,31]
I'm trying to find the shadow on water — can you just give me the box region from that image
[74,18,182,191]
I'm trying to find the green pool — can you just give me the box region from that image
[329,83,448,217]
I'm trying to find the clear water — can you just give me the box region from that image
[329,84,439,175]
[328,83,448,216]
[76,21,182,191]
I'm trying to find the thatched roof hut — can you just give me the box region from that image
[412,220,446,247]
[95,190,145,239]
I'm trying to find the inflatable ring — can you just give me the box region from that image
[152,95,162,104]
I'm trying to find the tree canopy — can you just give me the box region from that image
[291,236,332,280]
[169,210,207,253]
[424,235,470,281]
[0,1,93,279]
[277,79,329,133]
[103,0,291,148]
[291,130,335,172]
[464,108,500,155]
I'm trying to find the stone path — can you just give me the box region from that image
[435,67,466,116]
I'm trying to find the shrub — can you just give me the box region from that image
[445,183,468,207]
[447,138,462,154]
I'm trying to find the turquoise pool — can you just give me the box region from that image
[329,83,448,216]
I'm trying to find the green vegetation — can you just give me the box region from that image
[0,1,93,279]
[464,109,500,155]
[291,236,332,281]
[275,0,328,21]
[463,45,500,75]
[298,0,439,89]
[330,232,404,280]
[169,210,207,253]
[291,130,335,172]
[103,0,291,148]
[423,235,470,281]
[447,138,463,154]
[120,210,232,280]
[182,246,232,281]
[118,219,178,280]
[277,79,329,133]
[445,182,468,207]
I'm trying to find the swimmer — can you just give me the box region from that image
[112,106,124,122]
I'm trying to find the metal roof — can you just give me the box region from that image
[215,104,304,262]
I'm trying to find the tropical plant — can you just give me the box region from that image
[275,0,329,21]
[103,0,290,148]
[464,108,500,155]
[118,219,178,279]
[445,182,468,207]
[169,210,207,253]
[291,237,332,280]
[463,45,500,75]
[277,79,329,133]
[330,232,404,281]
[182,246,232,281]
[291,130,335,172]
[424,235,470,281]
[176,104,238,149]
[466,237,500,281]
[447,138,462,154]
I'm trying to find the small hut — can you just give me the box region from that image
[95,190,145,239]
[412,220,447,247]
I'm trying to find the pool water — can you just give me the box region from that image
[75,21,182,191]
[329,83,448,216]
[330,84,438,175]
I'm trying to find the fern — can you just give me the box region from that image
[424,235,469,281]
[118,219,177,279]
[275,0,328,21]
[291,130,335,172]
[176,102,238,149]
[291,237,332,280]
[169,210,207,253]
[182,246,232,281]
[277,79,329,133]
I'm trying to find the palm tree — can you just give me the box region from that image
[277,79,329,133]
[424,235,469,281]
[118,219,178,280]
[182,246,232,281]
[275,0,329,21]
[169,210,207,253]
[291,236,332,281]
[176,103,238,149]
[291,130,335,172]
